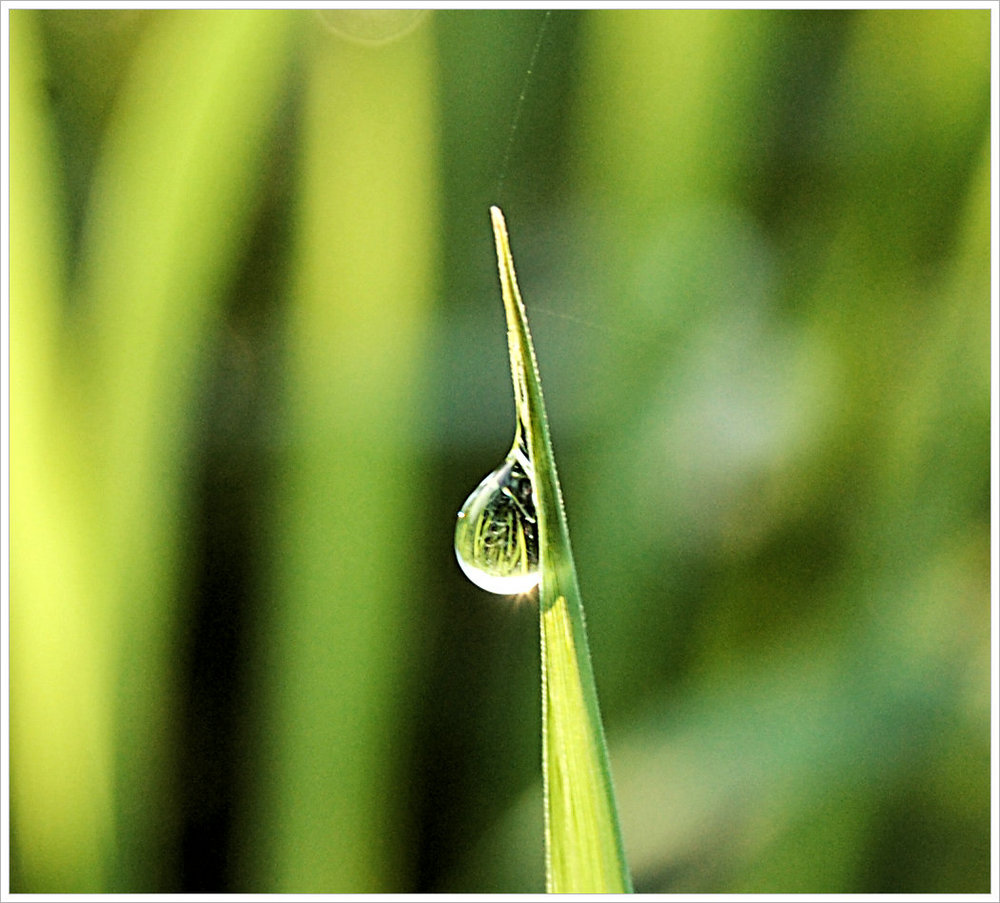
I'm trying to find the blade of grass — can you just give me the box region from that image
[9,11,115,890]
[247,18,439,891]
[489,206,632,893]
[74,11,297,885]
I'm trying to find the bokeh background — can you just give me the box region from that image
[9,7,993,894]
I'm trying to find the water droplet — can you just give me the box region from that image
[455,442,540,595]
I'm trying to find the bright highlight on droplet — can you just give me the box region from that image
[455,442,540,595]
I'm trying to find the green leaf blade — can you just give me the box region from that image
[489,206,632,894]
[542,594,630,893]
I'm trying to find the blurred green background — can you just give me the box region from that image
[9,8,992,894]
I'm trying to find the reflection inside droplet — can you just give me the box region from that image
[455,441,540,595]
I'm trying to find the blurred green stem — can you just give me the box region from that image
[79,12,297,885]
[248,18,439,891]
[10,11,113,889]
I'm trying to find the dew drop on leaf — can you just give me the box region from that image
[455,440,540,595]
